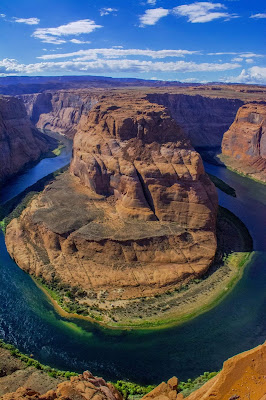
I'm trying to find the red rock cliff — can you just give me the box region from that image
[221,103,266,182]
[0,96,53,186]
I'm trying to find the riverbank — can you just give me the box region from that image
[30,206,253,330]
[0,339,218,398]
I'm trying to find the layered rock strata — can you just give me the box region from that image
[0,96,54,186]
[20,90,102,138]
[147,93,243,148]
[6,95,218,305]
[221,103,266,182]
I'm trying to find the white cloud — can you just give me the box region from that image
[232,57,243,62]
[208,52,264,58]
[0,57,241,76]
[250,13,266,19]
[147,0,157,5]
[38,48,200,60]
[140,8,169,26]
[225,66,266,84]
[70,39,91,44]
[33,19,102,44]
[173,2,238,23]
[245,58,254,64]
[13,17,40,25]
[0,14,6,18]
[100,8,118,16]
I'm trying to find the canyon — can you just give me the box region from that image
[0,96,56,186]
[5,93,219,319]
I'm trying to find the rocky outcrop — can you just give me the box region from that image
[1,371,123,400]
[142,377,183,400]
[5,94,217,315]
[221,103,266,182]
[0,96,55,186]
[20,91,101,138]
[147,93,243,148]
[0,348,63,397]
[185,341,266,400]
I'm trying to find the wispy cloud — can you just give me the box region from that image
[173,2,238,23]
[38,48,200,60]
[0,57,241,76]
[13,17,40,25]
[140,8,169,26]
[100,8,118,16]
[208,52,264,58]
[0,13,6,18]
[250,13,266,19]
[70,39,91,44]
[33,19,102,44]
[147,0,157,5]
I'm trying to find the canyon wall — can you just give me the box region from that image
[0,96,54,186]
[147,93,243,148]
[6,94,218,310]
[221,103,266,182]
[19,90,102,138]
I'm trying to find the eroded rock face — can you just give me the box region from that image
[221,103,266,182]
[20,90,101,138]
[1,371,123,400]
[0,96,53,186]
[147,93,243,148]
[185,341,266,400]
[6,95,217,304]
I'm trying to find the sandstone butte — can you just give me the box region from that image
[5,93,218,306]
[1,342,265,400]
[221,102,266,183]
[0,96,55,186]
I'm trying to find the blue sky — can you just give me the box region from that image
[0,0,265,83]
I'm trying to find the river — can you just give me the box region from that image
[0,146,265,384]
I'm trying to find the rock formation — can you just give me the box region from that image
[221,103,266,182]
[0,96,55,186]
[1,371,122,400]
[5,94,218,313]
[20,90,102,138]
[147,93,243,148]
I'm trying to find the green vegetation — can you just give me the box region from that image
[0,339,78,379]
[113,381,156,399]
[0,165,69,232]
[207,173,236,197]
[52,143,65,156]
[0,338,218,398]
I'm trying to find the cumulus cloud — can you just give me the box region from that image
[38,48,200,60]
[250,13,266,19]
[140,8,169,26]
[245,58,254,64]
[13,17,40,25]
[147,0,157,5]
[173,2,238,23]
[33,19,102,44]
[100,8,118,16]
[0,57,241,76]
[225,66,266,84]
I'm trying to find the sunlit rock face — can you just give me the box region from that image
[0,96,52,186]
[6,93,218,301]
[221,102,266,182]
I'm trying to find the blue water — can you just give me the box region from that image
[0,155,265,384]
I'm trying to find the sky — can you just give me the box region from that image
[0,0,265,83]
